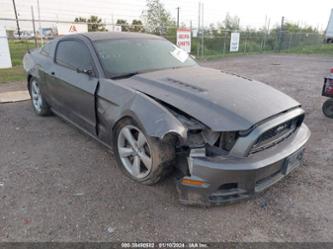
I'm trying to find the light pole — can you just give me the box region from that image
[176,7,180,28]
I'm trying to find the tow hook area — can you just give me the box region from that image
[176,176,211,207]
[176,148,211,206]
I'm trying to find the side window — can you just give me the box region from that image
[55,40,93,70]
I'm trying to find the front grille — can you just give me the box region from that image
[250,115,304,154]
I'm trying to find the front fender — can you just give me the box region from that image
[97,79,187,145]
[121,92,188,141]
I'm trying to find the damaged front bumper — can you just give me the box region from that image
[176,124,311,206]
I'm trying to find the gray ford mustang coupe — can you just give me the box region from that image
[23,32,310,206]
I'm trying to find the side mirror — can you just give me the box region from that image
[76,66,94,76]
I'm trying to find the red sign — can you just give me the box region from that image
[176,29,191,53]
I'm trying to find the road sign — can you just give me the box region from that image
[57,23,88,35]
[0,26,12,69]
[230,32,240,52]
[177,29,191,53]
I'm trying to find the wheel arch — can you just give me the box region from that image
[112,114,184,145]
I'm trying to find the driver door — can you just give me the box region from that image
[47,39,98,135]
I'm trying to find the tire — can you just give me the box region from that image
[322,99,333,119]
[113,118,175,185]
[29,77,51,116]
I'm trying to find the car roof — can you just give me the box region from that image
[76,32,165,41]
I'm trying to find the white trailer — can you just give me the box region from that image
[325,9,333,43]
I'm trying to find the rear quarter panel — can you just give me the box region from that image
[23,47,55,103]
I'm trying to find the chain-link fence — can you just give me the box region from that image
[192,30,324,58]
[1,17,325,66]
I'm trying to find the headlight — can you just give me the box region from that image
[219,132,238,151]
[187,129,220,147]
[186,129,238,152]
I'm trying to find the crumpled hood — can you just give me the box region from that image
[120,66,300,131]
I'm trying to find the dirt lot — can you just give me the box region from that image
[0,54,332,242]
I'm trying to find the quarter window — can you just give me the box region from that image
[55,40,93,70]
[40,41,52,56]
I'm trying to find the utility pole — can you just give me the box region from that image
[31,6,38,48]
[201,2,204,57]
[281,16,285,31]
[197,2,201,57]
[176,7,180,28]
[279,16,285,51]
[12,0,21,39]
[37,0,43,46]
[263,17,271,50]
[261,15,267,50]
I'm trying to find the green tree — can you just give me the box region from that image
[218,13,240,32]
[141,0,176,35]
[283,22,317,33]
[74,15,106,32]
[116,19,130,32]
[74,17,87,23]
[130,19,145,32]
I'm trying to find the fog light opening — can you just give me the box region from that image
[219,182,238,190]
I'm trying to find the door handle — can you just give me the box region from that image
[51,72,55,75]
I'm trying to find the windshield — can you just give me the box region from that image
[94,38,197,78]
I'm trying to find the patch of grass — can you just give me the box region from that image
[198,50,270,61]
[0,66,26,84]
[197,43,333,61]
[283,43,333,55]
[9,40,35,66]
[0,40,33,84]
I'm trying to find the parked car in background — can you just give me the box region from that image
[38,27,56,39]
[322,67,333,118]
[13,30,34,40]
[23,32,310,206]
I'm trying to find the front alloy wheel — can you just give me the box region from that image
[113,118,175,185]
[117,125,152,179]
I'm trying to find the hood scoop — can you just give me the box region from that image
[221,70,253,81]
[164,77,207,93]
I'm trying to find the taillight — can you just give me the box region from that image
[325,80,333,95]
[330,68,333,74]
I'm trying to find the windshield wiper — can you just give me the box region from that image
[110,72,140,80]
[110,66,195,80]
[111,68,173,80]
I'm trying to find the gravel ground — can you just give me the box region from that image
[0,54,332,242]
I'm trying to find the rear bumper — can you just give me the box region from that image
[176,124,311,206]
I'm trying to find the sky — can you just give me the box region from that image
[0,0,332,31]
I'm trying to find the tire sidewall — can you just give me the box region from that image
[113,118,162,184]
[29,77,50,116]
[323,99,333,118]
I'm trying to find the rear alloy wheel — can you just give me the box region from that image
[29,78,51,116]
[114,118,175,185]
[322,99,333,119]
